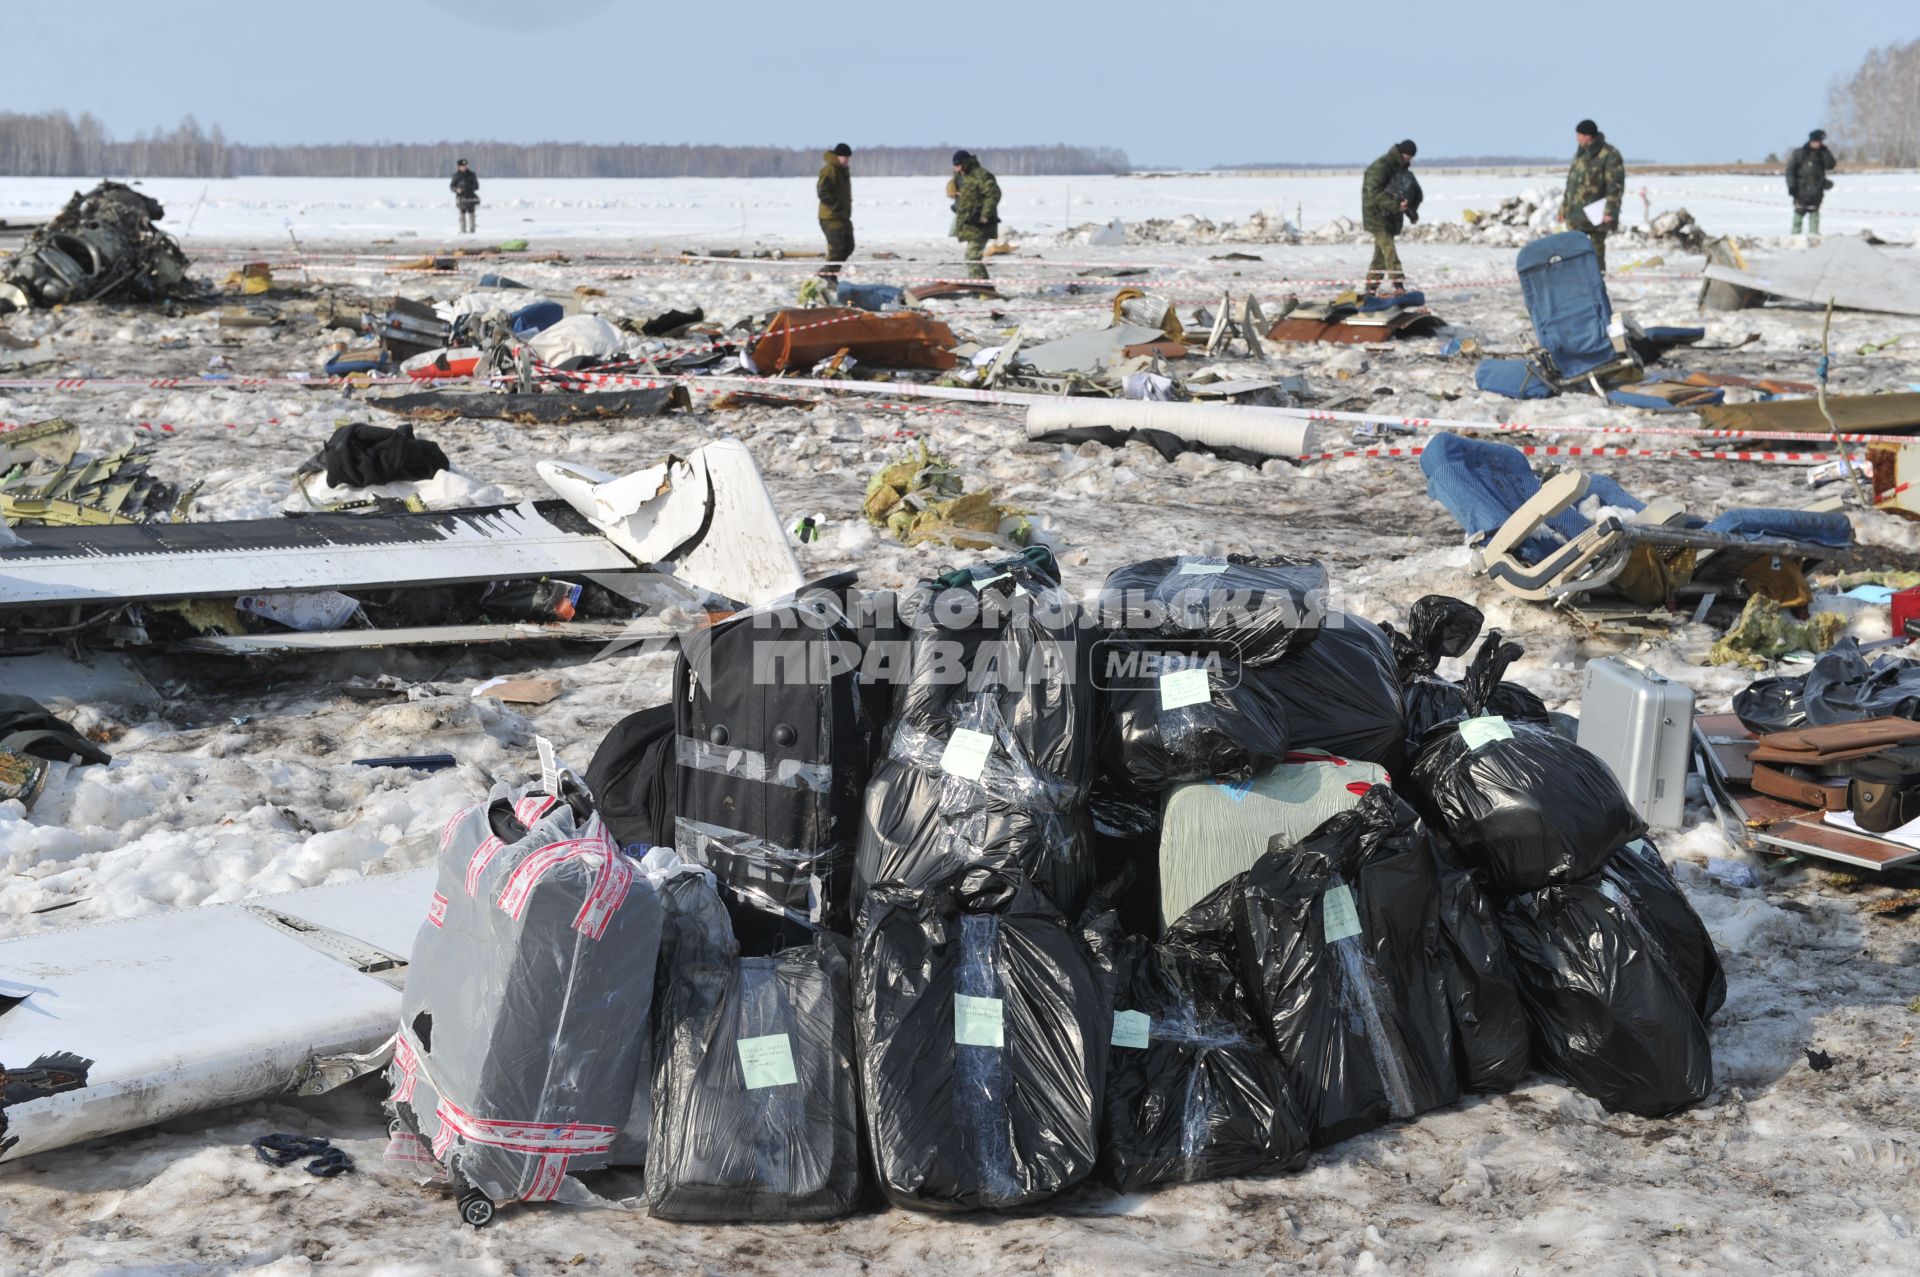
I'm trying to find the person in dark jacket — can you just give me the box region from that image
[817,143,854,280]
[1787,130,1837,235]
[1562,120,1625,271]
[950,151,1001,280]
[451,159,479,234]
[1360,139,1419,295]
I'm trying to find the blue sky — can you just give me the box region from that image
[9,0,1912,168]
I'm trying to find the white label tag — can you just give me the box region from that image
[1112,1009,1151,1049]
[1457,716,1513,751]
[536,734,561,796]
[940,728,994,781]
[954,993,1004,1048]
[1159,666,1212,710]
[1177,561,1230,575]
[1323,883,1362,943]
[736,1034,798,1089]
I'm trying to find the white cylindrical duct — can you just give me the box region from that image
[1025,398,1327,459]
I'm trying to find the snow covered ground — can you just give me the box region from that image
[3,170,1920,246]
[1,176,1918,1275]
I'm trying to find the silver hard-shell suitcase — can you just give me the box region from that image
[1576,657,1694,829]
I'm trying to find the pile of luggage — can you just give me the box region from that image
[383,551,1724,1225]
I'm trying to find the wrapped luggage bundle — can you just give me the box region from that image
[1386,595,1549,751]
[855,548,1097,917]
[1174,786,1460,1149]
[1082,894,1310,1191]
[673,587,879,954]
[647,895,864,1222]
[1593,838,1726,1021]
[1097,648,1291,790]
[1096,554,1328,665]
[1409,632,1643,894]
[1433,864,1531,1094]
[1496,840,1716,1117]
[1158,749,1389,932]
[1243,611,1406,771]
[386,776,663,1213]
[855,869,1109,1212]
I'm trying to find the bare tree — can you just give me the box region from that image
[1828,38,1920,164]
[0,112,1129,179]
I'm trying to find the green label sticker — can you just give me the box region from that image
[1323,883,1362,943]
[954,993,1004,1048]
[736,1033,798,1089]
[1159,666,1212,710]
[1177,561,1230,575]
[940,728,994,782]
[1112,1009,1152,1049]
[1457,715,1513,751]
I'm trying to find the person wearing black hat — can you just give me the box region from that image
[1360,139,1420,296]
[1562,120,1625,270]
[1787,130,1837,235]
[450,159,479,234]
[817,143,855,281]
[949,150,1000,279]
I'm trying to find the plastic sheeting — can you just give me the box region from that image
[855,871,1109,1212]
[1157,749,1389,931]
[1245,612,1405,769]
[855,550,1095,917]
[1388,597,1550,751]
[1175,787,1459,1149]
[1734,639,1920,734]
[1409,633,1643,895]
[1082,900,1310,1191]
[1434,866,1531,1093]
[1097,650,1292,790]
[1097,555,1328,665]
[647,932,864,1222]
[1497,854,1714,1117]
[386,780,664,1208]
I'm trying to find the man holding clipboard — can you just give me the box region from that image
[1563,120,1625,271]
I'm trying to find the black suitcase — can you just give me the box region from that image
[675,589,879,955]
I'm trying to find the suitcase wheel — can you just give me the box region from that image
[458,1188,496,1228]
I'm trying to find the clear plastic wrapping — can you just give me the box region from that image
[855,869,1109,1212]
[646,925,863,1222]
[1082,900,1309,1191]
[385,778,663,1209]
[1096,555,1328,665]
[1096,649,1292,790]
[1170,787,1459,1149]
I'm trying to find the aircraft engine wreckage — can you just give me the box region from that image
[0,181,192,313]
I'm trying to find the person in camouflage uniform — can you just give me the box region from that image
[1360,139,1419,295]
[817,143,854,280]
[1787,129,1837,235]
[949,151,1000,280]
[1563,119,1625,271]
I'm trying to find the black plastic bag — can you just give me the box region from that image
[585,703,679,851]
[1097,649,1291,789]
[1177,787,1460,1149]
[1088,781,1162,940]
[855,870,1109,1212]
[1598,839,1726,1022]
[646,933,863,1222]
[1386,596,1549,751]
[855,549,1096,917]
[316,421,448,488]
[1082,897,1309,1191]
[1497,871,1713,1117]
[1733,639,1920,734]
[1097,555,1327,665]
[1409,633,1644,895]
[1434,865,1531,1093]
[1243,613,1405,771]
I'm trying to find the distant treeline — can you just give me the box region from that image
[0,112,1130,178]
[1828,39,1920,165]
